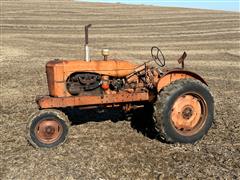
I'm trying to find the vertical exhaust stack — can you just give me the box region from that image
[84,24,92,62]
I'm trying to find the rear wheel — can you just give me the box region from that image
[154,79,214,143]
[27,109,70,148]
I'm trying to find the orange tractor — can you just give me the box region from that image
[27,24,214,148]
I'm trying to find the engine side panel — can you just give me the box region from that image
[46,62,65,97]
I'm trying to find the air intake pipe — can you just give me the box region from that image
[84,24,92,62]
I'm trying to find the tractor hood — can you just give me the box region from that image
[46,59,137,77]
[45,59,137,97]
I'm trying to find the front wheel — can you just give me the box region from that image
[154,79,214,143]
[26,109,70,148]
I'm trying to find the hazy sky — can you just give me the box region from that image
[79,0,240,12]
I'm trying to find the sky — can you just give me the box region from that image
[78,0,240,12]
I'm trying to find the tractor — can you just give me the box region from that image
[27,24,214,148]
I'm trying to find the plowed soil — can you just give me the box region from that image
[1,0,240,179]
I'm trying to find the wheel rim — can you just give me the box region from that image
[171,93,208,136]
[34,119,63,144]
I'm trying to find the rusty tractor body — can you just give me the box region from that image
[27,25,214,148]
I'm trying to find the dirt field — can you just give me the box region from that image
[1,0,240,179]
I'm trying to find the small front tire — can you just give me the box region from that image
[27,109,70,148]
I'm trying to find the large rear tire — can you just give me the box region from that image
[154,79,214,143]
[27,109,70,148]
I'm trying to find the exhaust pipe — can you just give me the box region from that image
[84,24,92,62]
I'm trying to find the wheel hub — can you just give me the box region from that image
[182,106,193,120]
[45,126,55,135]
[171,95,202,131]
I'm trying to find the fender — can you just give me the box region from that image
[157,69,207,92]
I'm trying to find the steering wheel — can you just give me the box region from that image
[151,46,166,67]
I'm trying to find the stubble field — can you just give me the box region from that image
[1,0,240,179]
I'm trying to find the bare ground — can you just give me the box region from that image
[0,0,240,179]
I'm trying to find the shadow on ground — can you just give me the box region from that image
[62,105,164,142]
